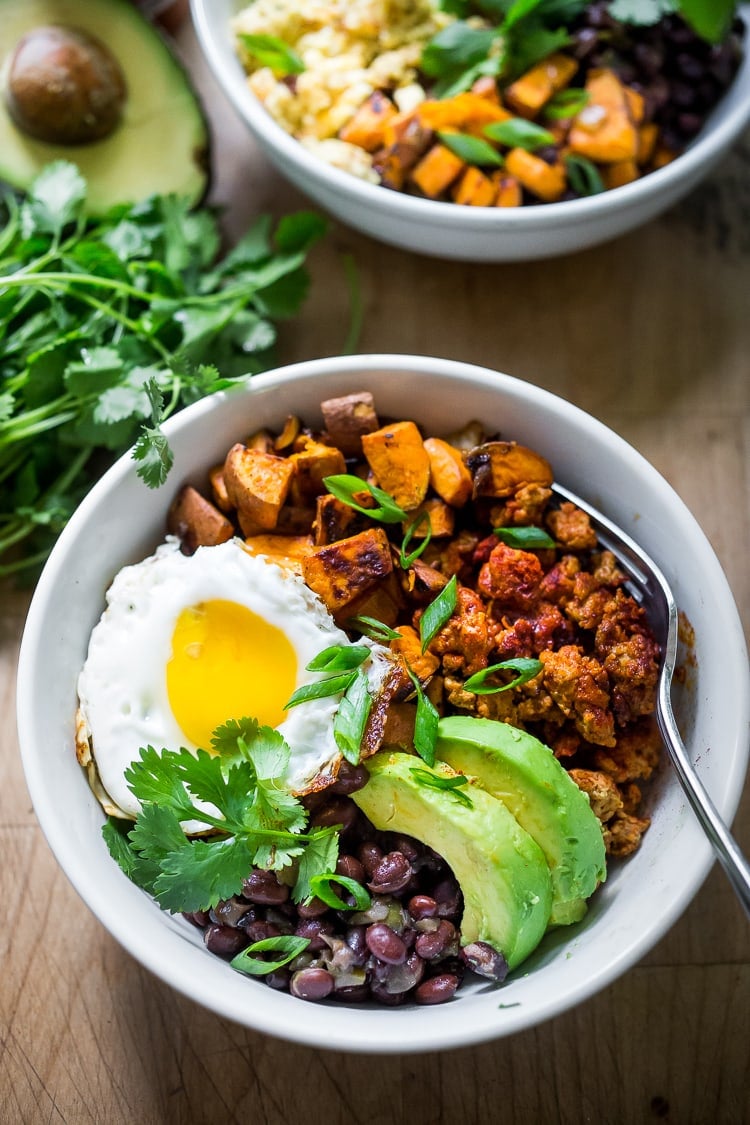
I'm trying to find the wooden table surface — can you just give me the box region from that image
[2,16,749,1125]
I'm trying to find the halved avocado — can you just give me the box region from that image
[352,751,552,971]
[436,715,607,926]
[0,0,209,213]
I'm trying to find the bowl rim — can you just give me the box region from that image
[189,0,750,232]
[16,354,750,1052]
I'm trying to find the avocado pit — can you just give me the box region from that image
[4,24,127,145]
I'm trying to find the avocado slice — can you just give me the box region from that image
[436,715,606,926]
[0,0,209,213]
[352,751,552,970]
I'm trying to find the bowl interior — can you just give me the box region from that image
[17,355,750,1052]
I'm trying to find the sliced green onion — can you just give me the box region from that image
[437,131,504,167]
[483,117,555,151]
[463,657,543,695]
[399,510,432,569]
[494,526,556,549]
[333,668,372,765]
[346,615,402,643]
[409,767,474,809]
[308,873,371,911]
[231,935,310,976]
[420,573,458,653]
[284,671,356,709]
[306,644,370,673]
[405,665,439,767]
[323,473,408,523]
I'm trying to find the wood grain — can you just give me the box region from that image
[1,16,749,1125]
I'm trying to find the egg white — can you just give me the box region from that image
[77,537,393,819]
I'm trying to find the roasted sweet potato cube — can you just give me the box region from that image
[416,93,512,133]
[273,414,302,451]
[289,435,346,505]
[568,69,638,163]
[452,166,497,207]
[466,441,553,498]
[410,143,465,199]
[209,465,232,512]
[373,112,433,189]
[637,122,659,165]
[361,421,430,511]
[339,90,398,151]
[301,527,393,613]
[223,443,295,531]
[390,625,440,682]
[505,148,567,202]
[601,159,639,189]
[337,571,404,629]
[423,436,473,507]
[314,493,371,545]
[403,498,455,539]
[382,702,418,749]
[242,534,314,575]
[320,392,379,457]
[505,52,579,117]
[167,485,234,552]
[492,173,523,207]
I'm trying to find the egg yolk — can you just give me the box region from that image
[167,599,297,749]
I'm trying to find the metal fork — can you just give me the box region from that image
[553,482,750,919]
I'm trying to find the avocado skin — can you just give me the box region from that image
[352,751,552,971]
[0,0,210,213]
[435,715,606,927]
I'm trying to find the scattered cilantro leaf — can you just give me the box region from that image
[292,827,340,904]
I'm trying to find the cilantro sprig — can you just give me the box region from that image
[0,162,326,577]
[102,718,341,912]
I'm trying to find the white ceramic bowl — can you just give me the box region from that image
[190,0,750,261]
[17,355,750,1053]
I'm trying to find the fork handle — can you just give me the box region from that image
[657,693,750,919]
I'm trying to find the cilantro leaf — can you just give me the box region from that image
[21,161,86,237]
[292,827,340,903]
[132,425,174,488]
[608,0,677,25]
[153,835,254,913]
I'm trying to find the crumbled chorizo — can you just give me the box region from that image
[604,810,651,857]
[427,584,496,676]
[593,717,661,784]
[491,483,552,527]
[568,768,623,822]
[546,502,598,550]
[478,541,544,610]
[540,646,616,747]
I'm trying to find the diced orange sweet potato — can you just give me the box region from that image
[167,485,234,552]
[651,144,677,169]
[492,172,523,207]
[390,624,441,682]
[601,159,639,189]
[637,122,660,165]
[410,143,465,198]
[314,493,372,545]
[361,421,430,511]
[320,392,379,456]
[403,497,455,539]
[505,52,579,118]
[568,69,638,163]
[301,527,393,613]
[416,93,512,135]
[624,86,645,125]
[339,90,398,152]
[209,465,232,512]
[452,166,497,206]
[223,443,295,532]
[382,702,418,749]
[338,571,404,629]
[374,111,433,189]
[470,75,502,104]
[423,436,473,507]
[505,148,567,202]
[289,435,346,505]
[273,415,301,451]
[467,441,554,498]
[242,534,314,575]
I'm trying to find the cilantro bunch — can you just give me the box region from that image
[0,161,326,578]
[103,718,341,914]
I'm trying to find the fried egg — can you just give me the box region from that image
[76,537,393,819]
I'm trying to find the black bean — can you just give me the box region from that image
[414,974,459,1005]
[330,762,370,795]
[331,983,371,1003]
[460,941,510,982]
[290,967,335,1002]
[264,968,291,990]
[297,896,329,920]
[634,41,664,78]
[294,918,335,952]
[345,925,369,965]
[433,877,462,918]
[242,869,289,906]
[203,923,247,959]
[370,982,407,1006]
[677,112,703,137]
[357,842,384,878]
[311,797,358,832]
[415,920,457,961]
[238,919,281,944]
[387,835,423,864]
[336,854,366,884]
[366,923,407,965]
[183,910,210,928]
[368,851,413,895]
[210,898,253,928]
[408,895,438,921]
